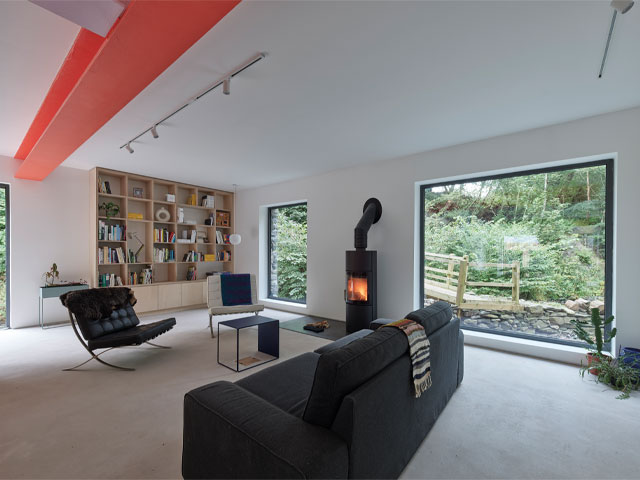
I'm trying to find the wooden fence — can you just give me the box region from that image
[424,252,522,311]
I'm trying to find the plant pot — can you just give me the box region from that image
[587,353,610,375]
[620,347,640,370]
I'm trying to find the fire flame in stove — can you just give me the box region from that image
[347,276,368,302]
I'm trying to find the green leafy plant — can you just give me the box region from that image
[579,355,640,399]
[572,307,616,356]
[42,263,60,287]
[99,202,120,219]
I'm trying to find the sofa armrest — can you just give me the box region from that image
[183,381,349,479]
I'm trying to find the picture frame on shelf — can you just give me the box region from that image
[133,187,144,198]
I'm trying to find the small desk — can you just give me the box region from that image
[39,284,90,329]
[217,315,279,372]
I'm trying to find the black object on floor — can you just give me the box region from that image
[280,316,346,341]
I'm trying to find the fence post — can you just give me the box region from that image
[446,256,454,288]
[512,261,520,306]
[456,255,468,307]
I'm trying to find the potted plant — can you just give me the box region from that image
[42,263,60,287]
[571,307,616,374]
[99,201,120,219]
[582,353,640,399]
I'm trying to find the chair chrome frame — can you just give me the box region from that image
[64,312,171,371]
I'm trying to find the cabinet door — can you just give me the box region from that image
[182,282,204,306]
[158,284,182,310]
[131,285,158,313]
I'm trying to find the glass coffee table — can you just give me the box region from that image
[217,315,280,372]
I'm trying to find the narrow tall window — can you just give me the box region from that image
[268,203,307,303]
[0,184,8,328]
[420,160,613,348]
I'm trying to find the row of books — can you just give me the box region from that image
[98,246,126,264]
[183,251,205,262]
[98,221,125,241]
[99,273,123,287]
[154,228,176,243]
[130,268,152,285]
[215,231,231,244]
[153,247,175,263]
[97,176,113,194]
[216,251,232,262]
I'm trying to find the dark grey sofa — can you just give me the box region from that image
[182,301,464,479]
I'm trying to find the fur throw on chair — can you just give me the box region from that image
[60,287,137,320]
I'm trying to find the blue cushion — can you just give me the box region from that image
[220,274,252,306]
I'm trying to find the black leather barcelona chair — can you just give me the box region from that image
[60,287,176,371]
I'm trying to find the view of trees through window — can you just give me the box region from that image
[422,161,611,345]
[0,185,7,327]
[268,203,307,303]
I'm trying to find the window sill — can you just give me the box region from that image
[462,329,591,365]
[261,298,308,309]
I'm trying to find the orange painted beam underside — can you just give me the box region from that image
[14,28,105,160]
[15,0,240,181]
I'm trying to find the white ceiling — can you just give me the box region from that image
[3,1,640,189]
[0,0,79,159]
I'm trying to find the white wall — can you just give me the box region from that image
[235,107,640,358]
[0,156,91,328]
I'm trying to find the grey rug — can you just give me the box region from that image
[280,316,346,341]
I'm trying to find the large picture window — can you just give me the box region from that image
[420,159,613,347]
[268,203,307,303]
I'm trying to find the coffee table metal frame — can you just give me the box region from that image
[217,315,279,372]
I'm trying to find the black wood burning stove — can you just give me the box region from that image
[346,198,382,333]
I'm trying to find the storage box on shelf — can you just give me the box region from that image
[90,167,235,314]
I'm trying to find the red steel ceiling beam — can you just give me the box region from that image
[15,0,240,181]
[14,28,106,160]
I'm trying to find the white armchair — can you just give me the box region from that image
[207,274,264,337]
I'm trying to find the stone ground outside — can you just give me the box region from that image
[425,296,601,342]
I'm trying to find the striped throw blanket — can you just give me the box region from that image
[383,318,432,397]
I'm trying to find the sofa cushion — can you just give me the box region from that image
[314,329,373,355]
[303,327,408,428]
[405,301,453,335]
[236,352,320,418]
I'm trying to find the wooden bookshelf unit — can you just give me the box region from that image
[89,168,235,314]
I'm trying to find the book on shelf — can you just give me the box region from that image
[97,177,112,194]
[98,221,125,241]
[154,228,175,243]
[98,246,126,264]
[216,250,232,262]
[215,231,231,244]
[99,273,123,287]
[182,250,205,262]
[153,247,175,263]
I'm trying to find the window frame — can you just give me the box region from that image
[0,183,9,329]
[267,201,308,304]
[419,158,614,348]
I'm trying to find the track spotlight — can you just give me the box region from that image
[119,52,265,151]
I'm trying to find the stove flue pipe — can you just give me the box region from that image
[354,198,382,250]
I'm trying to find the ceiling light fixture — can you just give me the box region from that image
[119,52,266,152]
[598,1,634,78]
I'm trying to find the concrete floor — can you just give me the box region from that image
[1,308,638,479]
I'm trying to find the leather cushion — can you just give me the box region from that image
[78,305,141,340]
[303,327,408,428]
[236,352,319,418]
[87,318,176,350]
